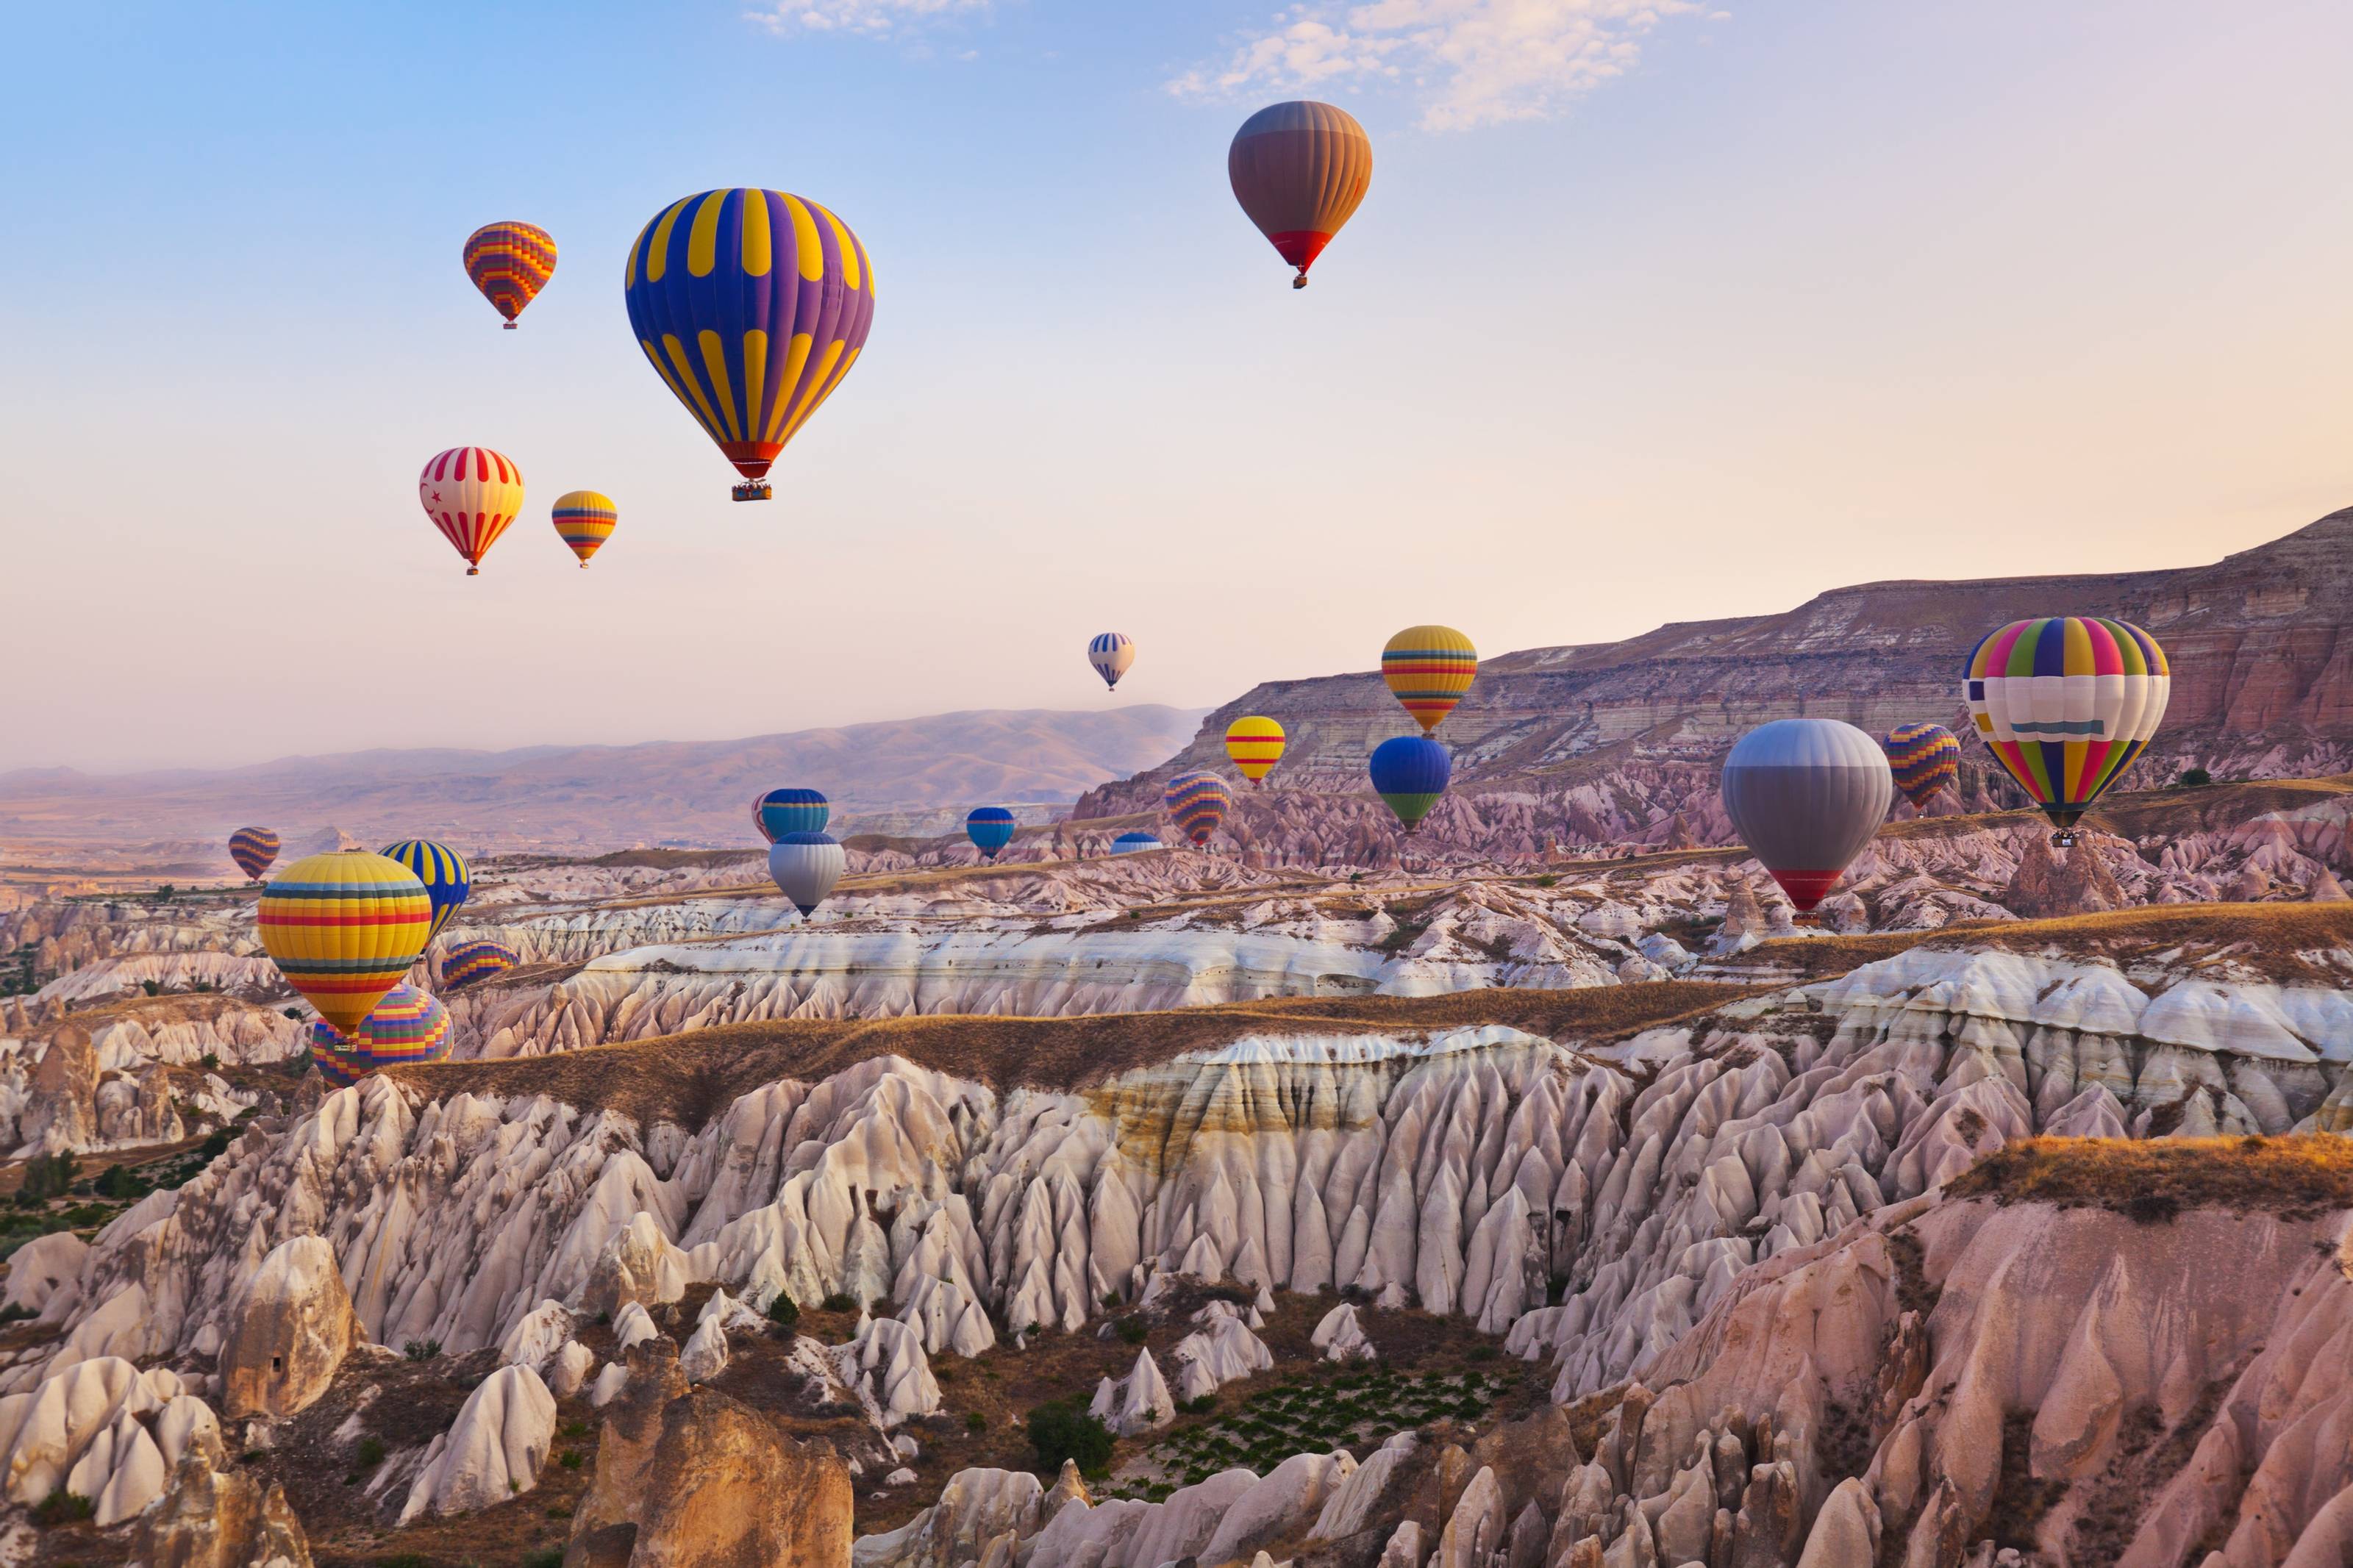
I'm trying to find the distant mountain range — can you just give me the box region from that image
[0,706,1209,854]
[1076,504,2353,863]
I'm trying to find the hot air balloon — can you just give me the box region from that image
[1382,626,1477,734]
[379,840,471,942]
[552,490,618,568]
[966,807,1016,862]
[1229,101,1373,290]
[310,983,453,1086]
[257,851,433,1037]
[624,188,876,502]
[753,788,831,844]
[227,827,279,884]
[463,221,557,329]
[1088,633,1135,691]
[1965,617,2171,845]
[1163,770,1230,848]
[768,832,844,916]
[1112,831,1163,854]
[419,448,524,576]
[440,938,519,991]
[1225,717,1285,785]
[1369,735,1451,833]
[1882,723,1962,813]
[1720,719,1894,913]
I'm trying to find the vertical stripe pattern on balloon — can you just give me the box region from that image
[1228,101,1373,283]
[624,189,877,483]
[1963,617,2170,830]
[379,840,471,941]
[1088,632,1135,690]
[419,448,525,573]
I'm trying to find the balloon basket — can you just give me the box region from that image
[2052,831,2077,849]
[732,482,774,502]
[1291,274,1309,290]
[465,566,479,576]
[502,321,518,331]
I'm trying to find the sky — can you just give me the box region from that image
[4,0,2351,772]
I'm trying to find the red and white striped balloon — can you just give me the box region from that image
[418,447,524,576]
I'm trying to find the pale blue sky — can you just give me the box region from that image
[5,0,2350,770]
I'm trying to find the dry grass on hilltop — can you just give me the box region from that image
[1947,1135,2353,1220]
[393,981,1754,1125]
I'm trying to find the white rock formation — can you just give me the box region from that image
[834,1317,940,1428]
[1171,1302,1274,1402]
[398,1364,556,1522]
[1088,1347,1174,1436]
[1312,1302,1376,1363]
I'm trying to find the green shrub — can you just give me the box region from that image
[403,1339,441,1361]
[142,981,163,998]
[1114,1315,1149,1345]
[524,1550,565,1568]
[1179,1395,1218,1415]
[766,1294,801,1329]
[92,1166,137,1200]
[2179,767,2213,788]
[558,1450,584,1470]
[356,1436,385,1467]
[820,1293,857,1313]
[200,1052,219,1071]
[1532,874,1558,887]
[965,1411,987,1432]
[1026,1402,1113,1477]
[32,1489,93,1526]
[199,1129,232,1160]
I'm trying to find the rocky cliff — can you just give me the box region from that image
[1078,504,2353,859]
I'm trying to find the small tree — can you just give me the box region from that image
[1026,1402,1114,1478]
[2179,767,2213,788]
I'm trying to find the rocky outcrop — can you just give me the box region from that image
[2004,834,2126,917]
[0,1356,213,1525]
[131,1447,311,1568]
[219,1235,361,1419]
[1088,1348,1174,1436]
[398,1363,556,1522]
[571,1380,852,1568]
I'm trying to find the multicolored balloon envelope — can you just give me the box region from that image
[623,188,876,499]
[463,221,557,329]
[257,851,434,1037]
[1229,101,1373,289]
[310,982,452,1085]
[1382,626,1477,734]
[1965,617,2171,840]
[420,448,524,576]
[1882,723,1962,812]
[1369,735,1450,832]
[1088,633,1135,691]
[1225,717,1285,784]
[379,840,471,941]
[753,787,831,844]
[966,806,1016,862]
[440,938,519,991]
[1112,831,1163,854]
[1719,719,1894,913]
[228,827,279,883]
[551,490,618,567]
[1163,770,1230,848]
[768,832,844,916]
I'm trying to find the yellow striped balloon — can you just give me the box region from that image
[1381,626,1477,734]
[551,490,618,567]
[257,851,433,1037]
[1224,716,1286,784]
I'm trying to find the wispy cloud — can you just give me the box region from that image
[748,0,990,38]
[1169,1,1715,131]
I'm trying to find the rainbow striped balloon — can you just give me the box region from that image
[440,938,518,991]
[1965,617,2171,836]
[379,840,471,942]
[551,490,618,567]
[257,851,433,1037]
[463,221,557,329]
[419,448,524,576]
[227,826,279,883]
[1381,626,1477,734]
[311,983,453,1085]
[1163,770,1231,848]
[1882,723,1962,812]
[1224,716,1285,784]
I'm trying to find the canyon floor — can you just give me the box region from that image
[1,781,2352,1567]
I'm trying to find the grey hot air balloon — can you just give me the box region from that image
[1719,719,1894,913]
[767,832,844,917]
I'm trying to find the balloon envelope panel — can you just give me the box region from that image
[1229,101,1372,280]
[966,807,1016,859]
[1112,832,1162,854]
[1162,770,1230,846]
[1369,734,1451,830]
[1088,633,1135,690]
[440,938,519,991]
[768,832,845,914]
[379,840,471,941]
[257,851,433,1037]
[311,982,452,1084]
[1381,626,1477,734]
[463,221,556,324]
[1965,617,2170,830]
[1882,723,1962,811]
[420,448,524,573]
[551,490,618,565]
[753,788,831,843]
[1225,717,1286,781]
[1720,720,1893,912]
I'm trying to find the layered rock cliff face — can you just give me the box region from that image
[1077,505,2353,858]
[13,909,2353,1562]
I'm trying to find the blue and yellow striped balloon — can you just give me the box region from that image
[753,787,830,844]
[311,983,453,1085]
[257,851,433,1038]
[440,938,518,991]
[551,490,618,567]
[624,189,876,496]
[379,840,471,941]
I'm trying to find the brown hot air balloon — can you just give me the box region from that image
[1228,101,1373,289]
